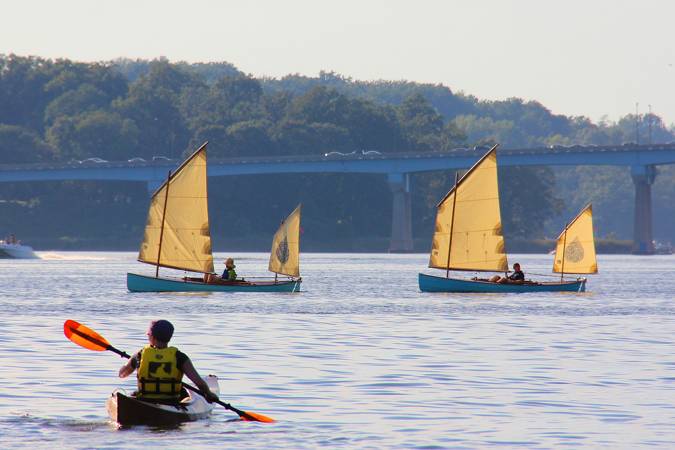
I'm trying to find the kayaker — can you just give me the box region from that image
[222,257,237,281]
[118,320,219,404]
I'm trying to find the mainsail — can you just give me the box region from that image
[268,204,301,277]
[429,145,508,272]
[553,204,597,274]
[138,143,214,274]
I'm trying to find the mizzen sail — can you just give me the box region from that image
[429,145,508,272]
[138,143,214,274]
[553,204,597,274]
[268,204,301,277]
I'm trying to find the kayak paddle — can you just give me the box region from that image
[63,319,275,423]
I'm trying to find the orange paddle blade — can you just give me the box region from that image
[241,411,275,423]
[63,320,111,351]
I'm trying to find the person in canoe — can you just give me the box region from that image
[222,257,238,281]
[118,320,219,404]
[489,262,525,284]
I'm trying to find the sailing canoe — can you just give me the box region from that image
[419,273,586,293]
[418,146,595,294]
[106,375,220,426]
[127,273,302,293]
[126,143,303,293]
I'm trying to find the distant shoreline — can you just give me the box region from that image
[22,236,637,254]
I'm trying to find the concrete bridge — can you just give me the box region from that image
[2,143,674,253]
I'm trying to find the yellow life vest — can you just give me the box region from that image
[137,345,183,400]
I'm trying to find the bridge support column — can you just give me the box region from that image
[388,172,413,253]
[631,165,656,254]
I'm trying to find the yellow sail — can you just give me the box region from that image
[429,145,508,272]
[268,204,301,277]
[553,204,597,274]
[138,143,214,274]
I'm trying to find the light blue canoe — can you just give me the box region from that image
[127,273,302,293]
[418,273,586,293]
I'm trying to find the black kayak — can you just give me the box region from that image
[106,375,219,426]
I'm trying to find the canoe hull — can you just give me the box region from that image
[418,273,586,293]
[106,375,219,426]
[127,272,301,293]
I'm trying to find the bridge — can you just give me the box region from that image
[2,143,675,253]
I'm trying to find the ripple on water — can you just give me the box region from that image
[0,253,674,448]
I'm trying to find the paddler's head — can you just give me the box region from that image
[147,319,174,347]
[225,258,235,269]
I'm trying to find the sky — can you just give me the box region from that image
[2,0,674,125]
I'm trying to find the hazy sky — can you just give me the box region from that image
[2,0,674,125]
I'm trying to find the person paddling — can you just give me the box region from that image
[118,320,219,404]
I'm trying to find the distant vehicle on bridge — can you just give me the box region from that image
[324,151,356,157]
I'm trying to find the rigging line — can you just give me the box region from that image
[526,271,565,278]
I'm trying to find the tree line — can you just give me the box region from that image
[1,54,673,250]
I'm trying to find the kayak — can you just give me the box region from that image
[106,375,220,426]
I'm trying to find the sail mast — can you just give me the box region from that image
[155,170,172,278]
[445,171,459,278]
[560,224,567,282]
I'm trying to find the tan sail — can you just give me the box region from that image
[429,145,508,272]
[268,204,301,277]
[553,204,597,274]
[138,143,214,274]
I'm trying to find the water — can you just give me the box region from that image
[1,252,674,449]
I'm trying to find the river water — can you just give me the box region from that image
[0,252,673,449]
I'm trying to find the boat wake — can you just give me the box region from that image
[38,253,107,261]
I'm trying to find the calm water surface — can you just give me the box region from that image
[0,252,673,449]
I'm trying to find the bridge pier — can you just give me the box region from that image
[387,172,413,253]
[631,165,656,254]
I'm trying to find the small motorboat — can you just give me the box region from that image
[0,237,38,259]
[106,375,220,426]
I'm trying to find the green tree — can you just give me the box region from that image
[46,111,139,160]
[272,120,353,155]
[114,61,196,157]
[397,93,465,151]
[0,124,57,163]
[44,84,111,126]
